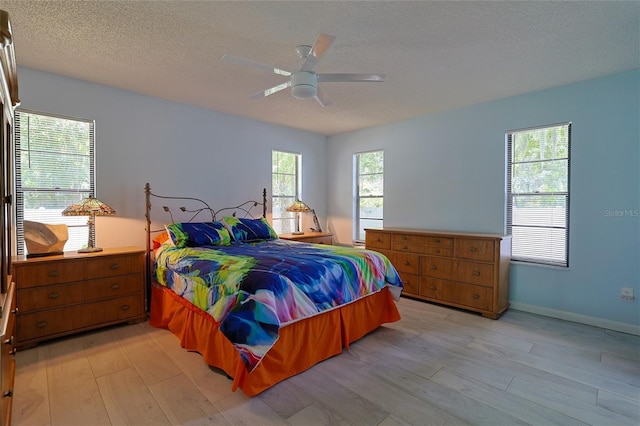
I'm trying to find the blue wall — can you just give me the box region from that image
[328,70,640,331]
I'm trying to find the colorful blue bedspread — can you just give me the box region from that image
[154,239,402,371]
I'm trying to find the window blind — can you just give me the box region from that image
[15,109,95,254]
[506,123,571,267]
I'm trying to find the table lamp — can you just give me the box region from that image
[62,195,115,252]
[286,199,311,235]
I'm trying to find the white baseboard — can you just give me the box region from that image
[509,302,640,336]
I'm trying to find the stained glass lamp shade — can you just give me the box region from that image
[62,196,115,253]
[286,199,311,235]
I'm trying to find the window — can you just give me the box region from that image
[506,123,570,267]
[354,150,384,243]
[15,109,95,254]
[271,150,301,234]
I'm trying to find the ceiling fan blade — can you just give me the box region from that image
[318,73,385,83]
[222,54,291,76]
[300,33,336,72]
[249,81,292,99]
[314,86,332,107]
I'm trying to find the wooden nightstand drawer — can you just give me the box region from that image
[17,281,85,311]
[86,274,143,300]
[279,232,334,245]
[86,253,143,279]
[14,260,84,288]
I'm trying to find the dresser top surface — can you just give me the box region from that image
[12,246,145,265]
[365,228,510,240]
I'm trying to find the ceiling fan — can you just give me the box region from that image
[221,33,385,107]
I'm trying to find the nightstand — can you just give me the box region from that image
[12,247,146,349]
[279,232,334,245]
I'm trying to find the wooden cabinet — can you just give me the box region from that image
[279,232,334,245]
[12,247,146,349]
[0,281,15,426]
[366,228,511,319]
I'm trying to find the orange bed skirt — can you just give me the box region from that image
[149,283,401,396]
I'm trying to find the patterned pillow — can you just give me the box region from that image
[165,222,231,248]
[223,216,278,242]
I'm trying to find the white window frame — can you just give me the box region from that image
[14,109,96,255]
[506,122,571,267]
[271,150,301,234]
[354,150,384,244]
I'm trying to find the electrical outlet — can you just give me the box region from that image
[620,288,635,302]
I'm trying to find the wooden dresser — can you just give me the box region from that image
[366,228,511,319]
[279,232,334,245]
[12,247,146,349]
[0,282,16,426]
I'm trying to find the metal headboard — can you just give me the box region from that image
[144,182,267,311]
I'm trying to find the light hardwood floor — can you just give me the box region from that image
[11,297,640,426]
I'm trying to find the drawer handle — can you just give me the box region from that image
[120,304,130,311]
[472,293,480,299]
[48,270,59,277]
[434,239,440,243]
[473,271,481,276]
[434,249,440,254]
[470,247,478,252]
[111,264,120,270]
[430,265,437,270]
[376,238,382,242]
[403,236,408,241]
[403,245,408,250]
[111,283,121,289]
[4,336,13,346]
[429,285,436,290]
[403,261,410,266]
[3,390,12,398]
[48,292,59,299]
[36,321,48,329]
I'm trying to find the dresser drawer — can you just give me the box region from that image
[394,252,420,275]
[86,254,143,279]
[365,231,391,250]
[86,274,143,301]
[14,260,84,288]
[420,278,493,311]
[398,272,419,295]
[392,241,424,253]
[455,239,495,262]
[17,304,84,342]
[453,260,494,287]
[421,256,453,280]
[82,294,144,327]
[17,281,85,311]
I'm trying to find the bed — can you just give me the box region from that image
[145,183,403,396]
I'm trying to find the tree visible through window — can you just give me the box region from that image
[354,150,383,243]
[506,123,570,267]
[272,150,301,234]
[15,109,95,254]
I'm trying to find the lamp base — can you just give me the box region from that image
[78,246,103,253]
[291,231,304,235]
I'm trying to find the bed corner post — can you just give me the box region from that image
[263,188,267,218]
[145,183,151,314]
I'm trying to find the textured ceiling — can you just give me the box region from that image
[1,1,638,136]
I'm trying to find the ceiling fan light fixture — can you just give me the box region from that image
[291,72,317,99]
